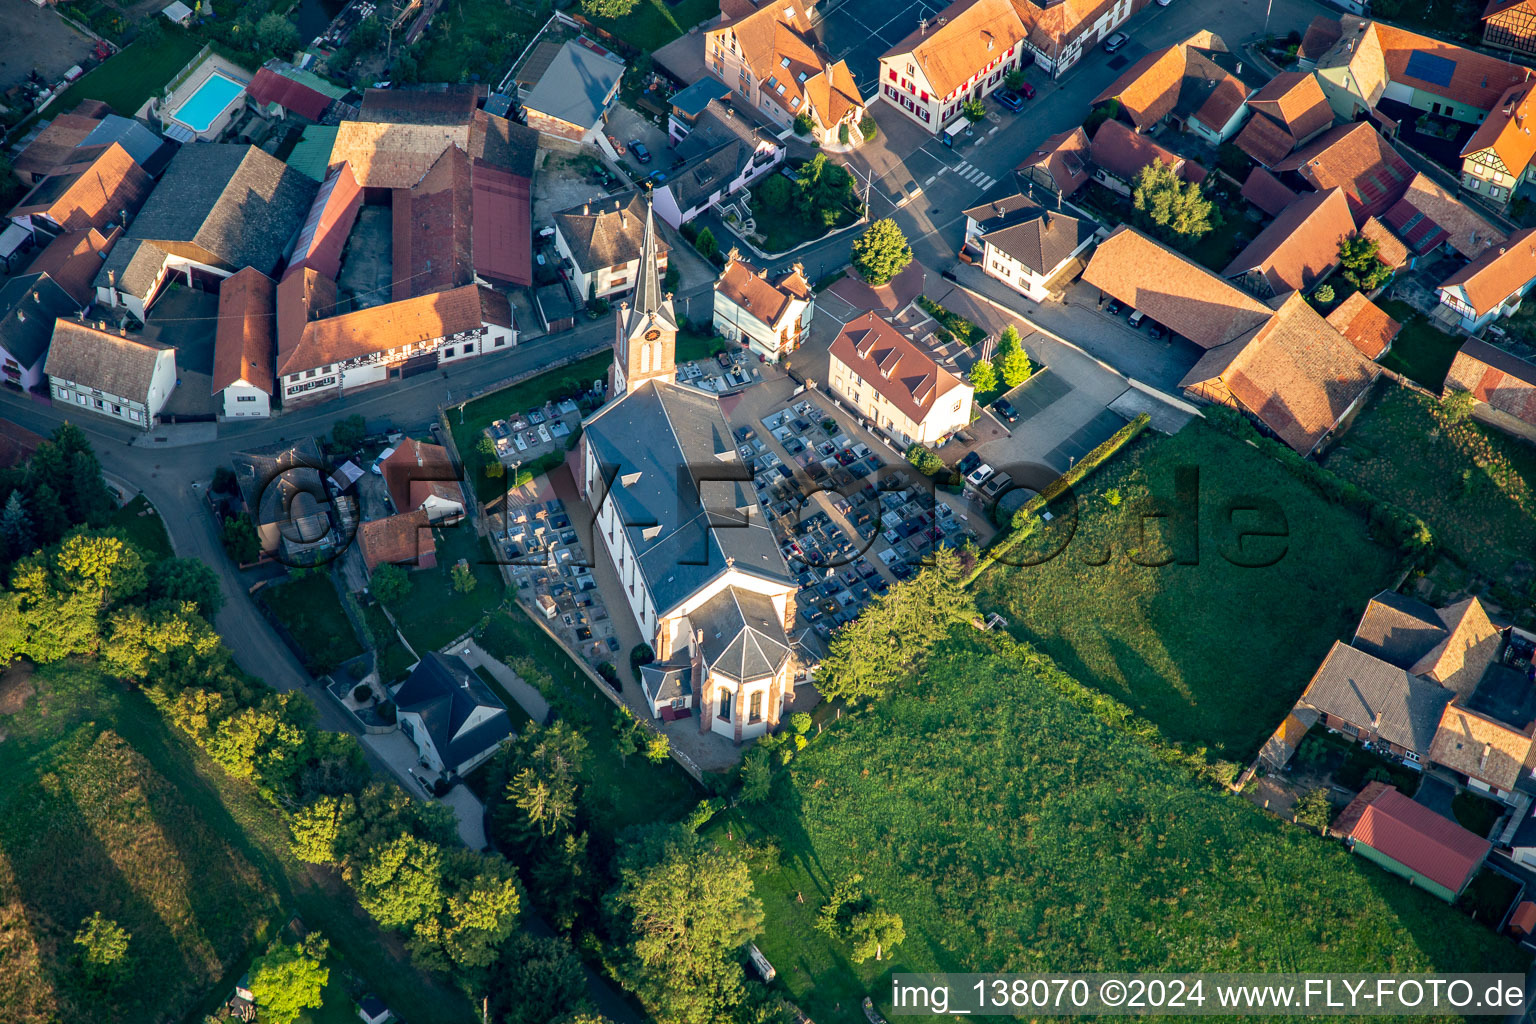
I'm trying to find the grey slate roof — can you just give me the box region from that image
[692,586,791,683]
[583,380,795,617]
[43,319,172,399]
[1352,590,1449,668]
[106,144,317,279]
[521,41,624,130]
[98,238,169,299]
[78,115,174,175]
[621,202,675,344]
[393,652,512,772]
[0,273,80,369]
[1298,641,1454,756]
[670,78,732,119]
[555,190,668,273]
[640,658,694,703]
[978,203,1094,275]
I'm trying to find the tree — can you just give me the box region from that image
[961,96,986,122]
[223,513,261,564]
[249,934,330,1024]
[371,563,412,604]
[1003,68,1025,90]
[30,482,70,545]
[968,358,998,394]
[1132,160,1214,245]
[817,547,974,704]
[206,692,310,786]
[995,325,1032,388]
[905,443,945,477]
[451,563,476,594]
[793,112,814,135]
[796,153,852,227]
[255,12,299,56]
[148,558,224,616]
[848,908,905,962]
[609,826,764,1024]
[74,912,130,985]
[581,0,638,17]
[1340,235,1391,292]
[54,531,147,607]
[1,490,32,560]
[1293,789,1333,831]
[509,765,576,837]
[740,747,772,804]
[358,834,445,930]
[1313,283,1335,306]
[412,855,521,973]
[289,794,358,864]
[331,414,367,452]
[489,932,590,1024]
[695,227,719,263]
[756,173,795,214]
[643,730,670,764]
[851,218,912,286]
[1441,388,1477,424]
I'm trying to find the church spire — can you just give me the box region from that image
[611,194,678,397]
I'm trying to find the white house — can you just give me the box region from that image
[554,192,670,302]
[576,204,800,742]
[962,185,1098,302]
[393,653,513,778]
[44,318,176,430]
[712,254,814,364]
[828,311,974,446]
[212,267,275,418]
[381,439,466,522]
[1436,228,1536,333]
[876,0,1028,133]
[652,100,784,230]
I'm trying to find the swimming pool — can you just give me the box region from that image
[172,73,246,133]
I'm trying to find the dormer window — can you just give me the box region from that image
[781,56,791,67]
[797,71,807,82]
[790,97,800,109]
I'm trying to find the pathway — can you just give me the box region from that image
[458,639,553,725]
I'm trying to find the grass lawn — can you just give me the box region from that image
[974,422,1400,758]
[0,662,477,1024]
[713,633,1524,1022]
[1452,791,1506,838]
[748,194,858,254]
[480,609,699,837]
[409,0,545,85]
[45,31,205,119]
[384,526,503,653]
[1325,382,1536,587]
[259,574,364,672]
[295,967,367,1024]
[1186,205,1254,275]
[1376,299,1463,390]
[358,601,417,686]
[582,0,720,52]
[109,494,173,560]
[676,327,729,363]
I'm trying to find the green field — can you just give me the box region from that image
[1376,299,1463,391]
[582,0,720,52]
[259,574,364,673]
[1325,383,1536,587]
[109,495,173,560]
[385,526,504,653]
[45,32,205,119]
[975,422,1399,758]
[717,633,1527,1021]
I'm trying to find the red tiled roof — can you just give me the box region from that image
[276,268,340,373]
[212,267,276,395]
[0,419,45,469]
[284,163,361,284]
[1374,22,1529,112]
[1246,71,1333,140]
[471,162,532,287]
[1092,45,1186,129]
[382,439,464,514]
[13,112,101,181]
[279,284,510,376]
[1383,173,1504,258]
[1326,291,1401,359]
[1275,123,1414,222]
[392,145,473,301]
[358,509,436,570]
[882,0,1028,100]
[1222,187,1355,294]
[1460,82,1536,180]
[1089,119,1201,185]
[1299,15,1343,62]
[246,67,333,121]
[1439,226,1536,316]
[716,256,811,328]
[829,311,970,426]
[8,142,152,233]
[1348,785,1491,894]
[23,225,120,305]
[1359,216,1410,269]
[1020,127,1091,196]
[1240,166,1299,216]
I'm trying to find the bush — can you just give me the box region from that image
[630,643,655,673]
[906,443,946,477]
[1313,284,1334,305]
[838,122,850,145]
[1441,388,1476,424]
[597,662,619,685]
[377,700,396,724]
[352,683,371,702]
[695,227,719,263]
[756,173,795,214]
[860,116,878,141]
[793,112,814,135]
[791,712,812,734]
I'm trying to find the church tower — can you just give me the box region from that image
[611,199,677,397]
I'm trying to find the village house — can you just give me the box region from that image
[1234,71,1336,168]
[245,60,352,123]
[1017,127,1091,197]
[7,142,153,240]
[828,311,975,447]
[1089,33,1252,144]
[44,317,177,430]
[230,438,346,562]
[276,284,515,405]
[961,183,1098,301]
[1382,172,1505,266]
[381,440,466,522]
[704,0,866,145]
[518,39,625,144]
[1484,0,1536,58]
[1221,187,1355,297]
[555,192,672,303]
[1088,119,1206,196]
[93,144,317,323]
[394,653,513,777]
[712,253,815,363]
[1013,0,1151,77]
[1325,291,1403,359]
[0,273,79,391]
[1240,167,1300,217]
[22,225,121,306]
[667,78,733,143]
[1435,227,1536,332]
[1444,337,1536,436]
[575,205,800,741]
[1431,702,1536,802]
[12,105,110,187]
[1336,782,1491,902]
[357,509,436,572]
[876,0,1028,134]
[652,100,785,230]
[211,267,276,419]
[1458,81,1536,208]
[1272,122,1413,223]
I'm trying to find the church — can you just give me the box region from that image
[574,202,799,743]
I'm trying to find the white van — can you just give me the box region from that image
[1127,309,1146,328]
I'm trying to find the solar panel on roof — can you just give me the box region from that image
[1404,50,1456,88]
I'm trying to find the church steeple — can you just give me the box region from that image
[612,196,677,397]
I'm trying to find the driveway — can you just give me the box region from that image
[1413,774,1460,822]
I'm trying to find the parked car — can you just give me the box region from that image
[993,398,1019,424]
[1147,322,1167,340]
[630,141,652,164]
[1127,309,1146,328]
[993,88,1025,112]
[370,446,396,474]
[957,451,982,476]
[1105,298,1124,316]
[1019,81,1036,99]
[1102,31,1129,52]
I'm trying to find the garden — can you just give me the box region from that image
[41,29,204,120]
[973,422,1401,759]
[1375,299,1464,390]
[372,524,505,654]
[1325,383,1536,591]
[108,495,173,561]
[399,0,545,85]
[747,155,862,254]
[714,631,1525,1023]
[258,574,364,674]
[580,0,721,53]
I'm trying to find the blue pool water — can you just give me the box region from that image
[173,73,245,133]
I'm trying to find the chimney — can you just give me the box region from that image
[1481,742,1492,771]
[32,291,40,304]
[1370,710,1381,729]
[119,326,126,337]
[582,202,589,215]
[15,310,22,323]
